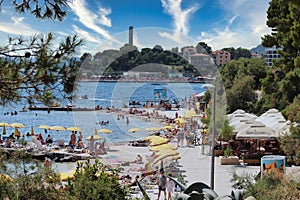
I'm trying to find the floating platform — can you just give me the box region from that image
[28,107,97,112]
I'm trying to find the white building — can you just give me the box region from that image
[182,47,197,62]
[190,53,211,67]
[264,47,281,66]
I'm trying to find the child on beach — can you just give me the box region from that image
[166,176,175,200]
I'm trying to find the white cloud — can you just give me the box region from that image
[159,0,200,45]
[161,0,200,35]
[68,0,118,43]
[198,0,271,50]
[0,16,39,35]
[98,7,112,27]
[72,25,101,43]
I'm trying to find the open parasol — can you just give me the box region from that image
[163,125,174,130]
[67,126,82,132]
[128,127,142,133]
[86,134,102,140]
[50,126,66,131]
[146,135,169,146]
[98,128,112,133]
[9,123,25,128]
[39,125,52,130]
[184,109,197,119]
[0,122,9,127]
[145,127,162,132]
[86,128,102,140]
[149,143,177,152]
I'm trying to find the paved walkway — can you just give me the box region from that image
[177,145,260,196]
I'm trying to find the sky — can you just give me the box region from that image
[0,0,271,55]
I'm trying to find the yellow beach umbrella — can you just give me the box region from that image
[163,125,174,130]
[86,128,102,140]
[98,128,112,133]
[67,126,82,132]
[59,169,76,181]
[145,127,162,132]
[174,118,188,124]
[0,122,9,127]
[146,136,169,146]
[9,123,25,128]
[184,109,197,118]
[128,127,142,133]
[68,126,82,132]
[50,126,66,131]
[152,155,181,167]
[39,125,51,130]
[152,154,181,167]
[156,149,179,157]
[86,134,102,140]
[149,143,177,152]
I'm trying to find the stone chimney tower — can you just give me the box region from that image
[129,26,133,46]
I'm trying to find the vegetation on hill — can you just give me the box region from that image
[77,44,203,79]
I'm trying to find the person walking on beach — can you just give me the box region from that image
[157,168,167,200]
[88,136,95,155]
[166,176,175,200]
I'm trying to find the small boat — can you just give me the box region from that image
[19,107,28,112]
[129,101,141,106]
[151,82,167,85]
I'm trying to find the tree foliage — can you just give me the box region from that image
[0,33,83,106]
[231,171,300,200]
[0,151,134,200]
[196,42,212,54]
[222,47,252,60]
[66,159,130,200]
[81,44,196,78]
[261,0,300,110]
[0,0,71,21]
[0,1,83,106]
[0,150,69,200]
[219,58,269,113]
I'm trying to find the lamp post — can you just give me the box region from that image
[201,84,216,190]
[210,85,216,190]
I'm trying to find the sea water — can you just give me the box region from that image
[0,82,205,144]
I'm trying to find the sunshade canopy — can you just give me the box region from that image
[236,121,278,140]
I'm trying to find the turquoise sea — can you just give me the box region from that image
[1,81,205,144]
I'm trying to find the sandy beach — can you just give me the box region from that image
[3,106,300,200]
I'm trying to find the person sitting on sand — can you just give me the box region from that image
[45,134,53,144]
[37,133,45,145]
[131,154,143,163]
[70,131,76,146]
[98,141,107,155]
[76,138,85,149]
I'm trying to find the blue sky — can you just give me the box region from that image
[0,0,271,54]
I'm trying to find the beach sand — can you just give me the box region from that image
[55,107,300,199]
